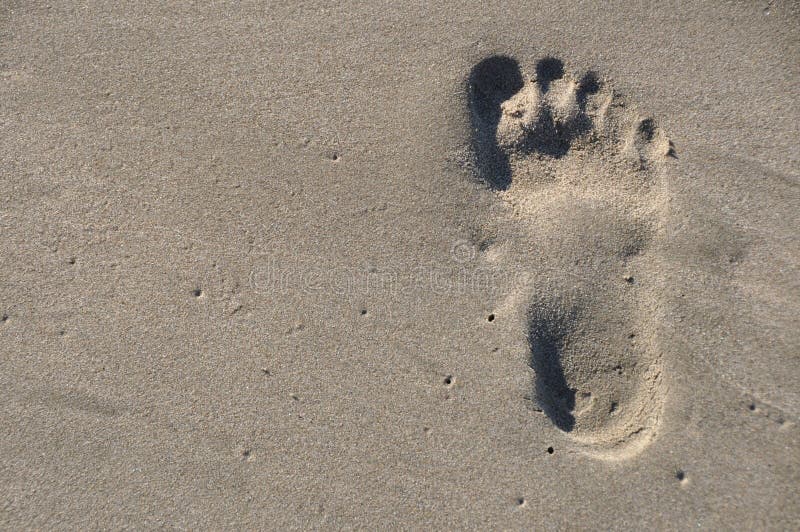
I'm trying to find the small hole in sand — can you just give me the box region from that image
[192,288,203,298]
[360,309,367,316]
[330,153,339,161]
[1,314,7,323]
[676,470,688,484]
[610,401,618,413]
[547,446,554,454]
[516,497,526,507]
[487,314,495,322]
[443,375,453,386]
[67,257,76,265]
[242,449,251,458]
[748,402,757,411]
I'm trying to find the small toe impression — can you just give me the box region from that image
[636,118,657,143]
[628,117,671,169]
[535,57,565,91]
[577,71,601,96]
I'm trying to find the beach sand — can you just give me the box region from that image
[1,1,798,528]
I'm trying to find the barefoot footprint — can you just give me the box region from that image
[468,55,673,460]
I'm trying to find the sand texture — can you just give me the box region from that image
[1,1,798,529]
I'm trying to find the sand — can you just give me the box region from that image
[1,1,798,529]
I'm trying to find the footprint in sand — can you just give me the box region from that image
[467,55,674,460]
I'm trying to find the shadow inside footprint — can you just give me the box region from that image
[468,55,524,190]
[468,56,607,185]
[528,306,577,432]
[534,57,564,92]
